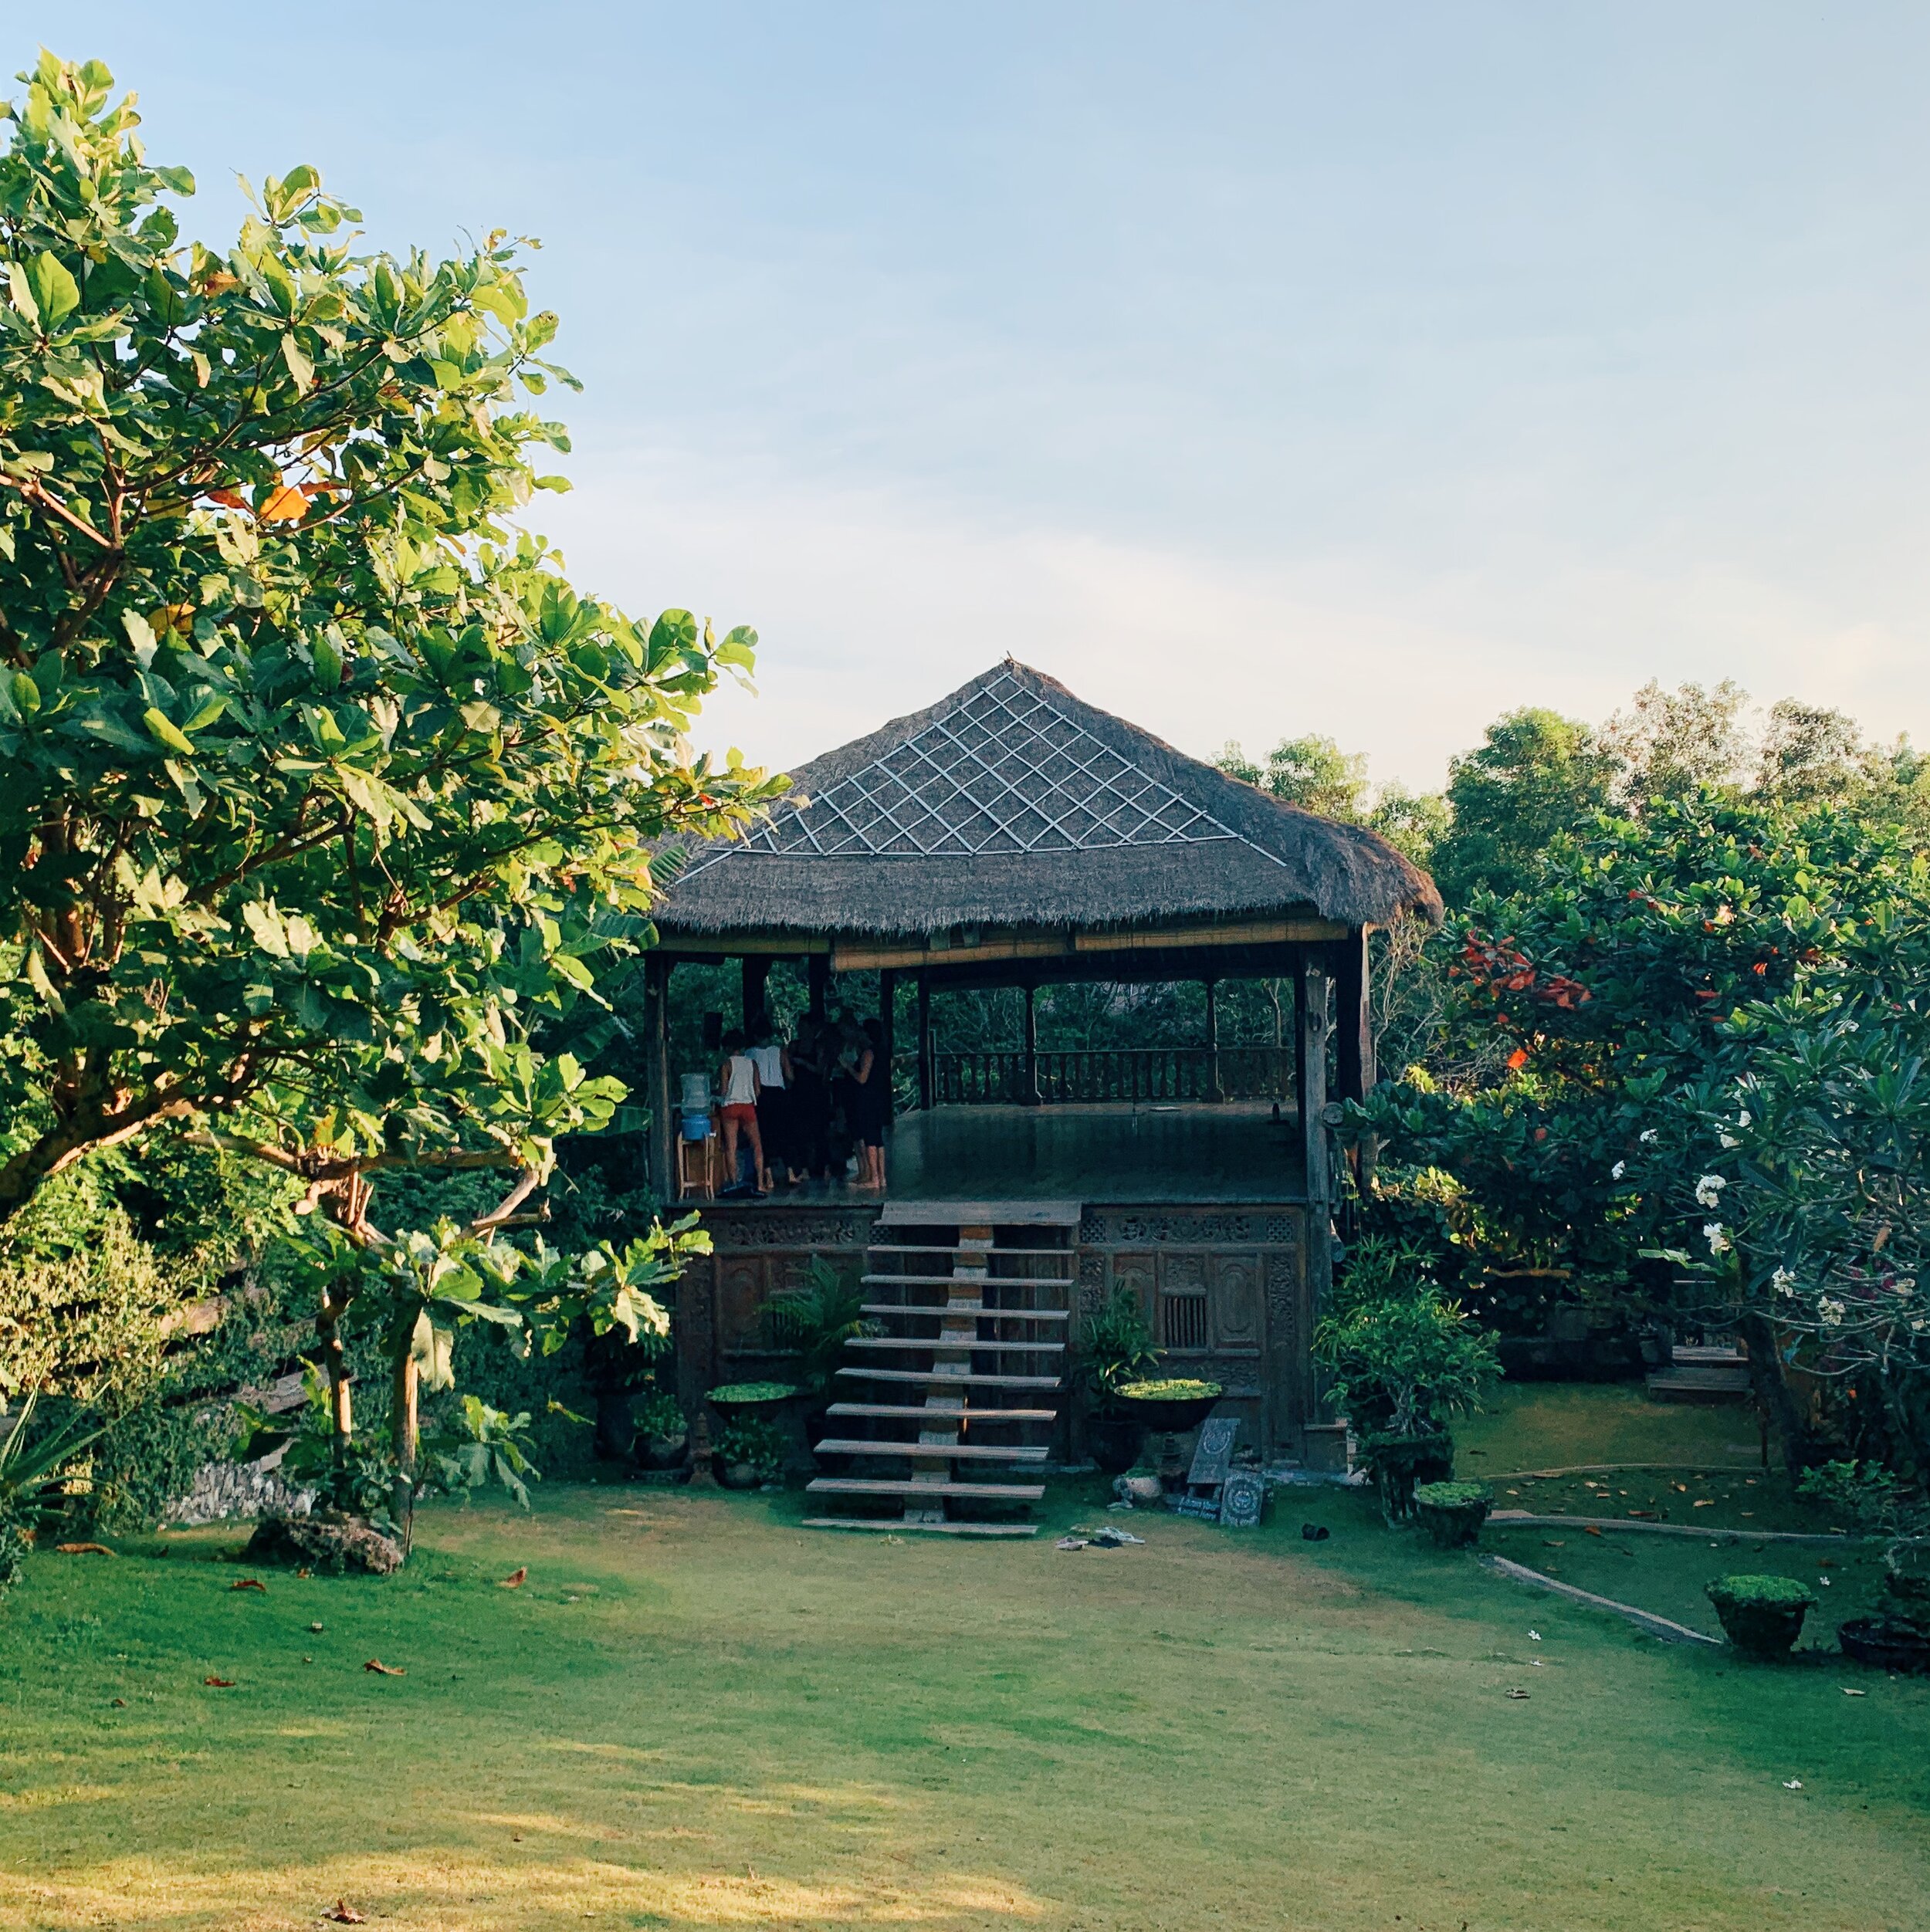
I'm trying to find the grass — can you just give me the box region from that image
[2,1389,1928,1931]
[1456,1379,1766,1474]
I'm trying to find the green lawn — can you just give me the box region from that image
[2,1456,1928,1931]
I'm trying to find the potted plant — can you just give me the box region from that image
[1078,1287,1161,1474]
[1313,1243,1498,1524]
[713,1415,786,1490]
[1705,1575,1818,1658]
[634,1390,689,1470]
[1413,1479,1492,1549]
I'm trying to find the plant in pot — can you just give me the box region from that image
[713,1415,786,1490]
[634,1389,689,1471]
[1797,1460,1930,1673]
[1078,1287,1160,1475]
[1313,1236,1499,1523]
[761,1257,878,1466]
[1413,1480,1492,1549]
[1705,1574,1818,1659]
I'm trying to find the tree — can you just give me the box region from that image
[1430,707,1619,902]
[1218,733,1370,821]
[0,55,779,1512]
[1603,679,1752,804]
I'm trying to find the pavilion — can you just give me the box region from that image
[643,660,1440,1528]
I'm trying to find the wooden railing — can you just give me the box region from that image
[901,1047,1293,1107]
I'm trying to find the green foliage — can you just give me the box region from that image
[1797,1460,1924,1538]
[760,1256,875,1398]
[1431,707,1619,902]
[713,1415,784,1481]
[1078,1284,1160,1412]
[0,1386,103,1535]
[0,1203,171,1403]
[1706,1574,1817,1612]
[635,1390,684,1441]
[1316,1290,1498,1438]
[1219,733,1370,821]
[1414,1480,1491,1509]
[0,51,782,1225]
[423,1395,537,1508]
[232,1366,392,1520]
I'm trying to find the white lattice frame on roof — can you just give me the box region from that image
[683,670,1274,874]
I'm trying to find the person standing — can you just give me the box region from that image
[715,1029,767,1196]
[850,1016,889,1190]
[787,1015,832,1182]
[750,1020,791,1188]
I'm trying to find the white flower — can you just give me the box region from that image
[1818,1297,1844,1327]
[1893,1278,1915,1298]
[1610,1161,1627,1180]
[1695,1174,1728,1208]
[1771,1267,1797,1298]
[1639,1128,1658,1145]
[1737,1110,1752,1129]
[1705,1223,1732,1256]
[1719,1133,1741,1149]
[1911,1318,1925,1333]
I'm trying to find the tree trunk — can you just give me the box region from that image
[1735,1310,1819,1478]
[390,1347,419,1546]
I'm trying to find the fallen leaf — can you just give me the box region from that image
[1505,1688,1530,1699]
[56,1542,114,1557]
[110,1698,127,1708]
[1694,1499,1716,1508]
[499,1567,527,1589]
[1585,1526,1603,1538]
[204,1677,236,1689]
[1783,1778,1803,1790]
[1843,1687,1866,1697]
[363,1659,405,1677]
[323,1904,367,1925]
[1542,1539,1566,1548]
[295,1566,313,1579]
[229,1578,268,1594]
[309,1622,325,1633]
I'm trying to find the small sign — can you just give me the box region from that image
[1187,1416,1239,1489]
[1219,1468,1267,1529]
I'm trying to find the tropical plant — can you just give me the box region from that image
[760,1256,875,1398]
[713,1415,784,1484]
[1313,1285,1498,1438]
[0,1386,105,1588]
[422,1395,538,1509]
[635,1389,685,1443]
[1078,1285,1160,1413]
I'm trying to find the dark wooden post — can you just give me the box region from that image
[916,970,933,1112]
[1295,952,1343,1470]
[742,955,771,1035]
[807,950,828,1022]
[1022,982,1041,1106]
[879,967,897,1122]
[1332,927,1376,1187]
[1205,977,1222,1102]
[643,953,675,1206]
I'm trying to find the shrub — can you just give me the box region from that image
[1078,1287,1160,1413]
[1414,1480,1492,1510]
[635,1392,686,1441]
[1315,1290,1499,1437]
[760,1257,876,1398]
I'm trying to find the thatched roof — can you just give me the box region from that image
[655,661,1441,939]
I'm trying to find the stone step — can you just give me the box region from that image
[812,1439,1049,1462]
[860,1303,1069,1322]
[824,1402,1058,1423]
[845,1337,1065,1355]
[806,1477,1047,1501]
[836,1366,1062,1389]
[1647,1364,1752,1404]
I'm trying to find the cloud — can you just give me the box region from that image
[545,450,1930,790]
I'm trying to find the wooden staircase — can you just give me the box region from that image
[804,1203,1078,1538]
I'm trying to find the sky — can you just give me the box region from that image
[44,4,1930,792]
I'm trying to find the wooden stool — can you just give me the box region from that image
[676,1126,720,1200]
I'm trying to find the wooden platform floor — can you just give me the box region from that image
[740,1101,1309,1208]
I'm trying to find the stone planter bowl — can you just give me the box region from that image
[1838,1614,1930,1675]
[1113,1382,1223,1433]
[1413,1481,1492,1550]
[706,1382,800,1423]
[1088,1415,1143,1475]
[713,1457,764,1490]
[638,1432,688,1471]
[1705,1575,1817,1659]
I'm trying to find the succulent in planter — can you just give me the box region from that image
[1413,1480,1492,1549]
[1705,1574,1818,1659]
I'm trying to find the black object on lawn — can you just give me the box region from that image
[1302,1523,1330,1541]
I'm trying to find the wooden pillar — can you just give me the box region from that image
[1205,977,1223,1102]
[879,968,897,1122]
[1295,951,1342,1468]
[807,951,828,1022]
[1021,982,1041,1106]
[1333,927,1376,1189]
[643,952,675,1206]
[742,955,771,1035]
[916,971,933,1112]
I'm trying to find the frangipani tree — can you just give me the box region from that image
[0,52,781,1513]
